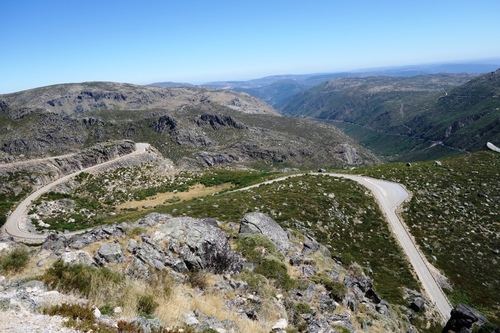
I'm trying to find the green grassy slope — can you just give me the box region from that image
[279,72,500,161]
[354,151,500,323]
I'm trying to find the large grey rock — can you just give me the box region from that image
[41,233,67,251]
[67,224,126,249]
[344,263,373,297]
[61,250,93,266]
[318,294,338,313]
[136,212,172,227]
[192,309,238,332]
[153,215,243,273]
[302,235,320,255]
[132,316,162,333]
[94,242,124,265]
[328,314,356,333]
[272,318,287,332]
[131,236,169,271]
[239,212,290,253]
[410,297,426,312]
[306,317,339,333]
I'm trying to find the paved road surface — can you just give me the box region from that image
[237,172,452,322]
[3,143,150,242]
[4,151,452,321]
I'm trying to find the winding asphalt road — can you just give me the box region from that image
[236,172,452,322]
[3,147,452,321]
[2,142,150,242]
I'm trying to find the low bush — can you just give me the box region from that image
[0,247,30,273]
[255,255,297,290]
[43,303,94,321]
[234,269,269,295]
[311,273,346,301]
[236,234,281,264]
[137,294,158,316]
[42,303,117,332]
[187,270,208,290]
[42,261,124,297]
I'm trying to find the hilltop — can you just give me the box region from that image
[0,82,378,169]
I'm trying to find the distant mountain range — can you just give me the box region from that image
[1,60,499,166]
[279,70,500,161]
[149,60,500,106]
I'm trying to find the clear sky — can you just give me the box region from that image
[1,0,500,93]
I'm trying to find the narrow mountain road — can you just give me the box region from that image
[2,143,150,243]
[3,147,452,321]
[236,172,453,322]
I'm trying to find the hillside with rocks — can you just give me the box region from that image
[0,212,442,333]
[0,82,379,169]
[278,72,500,161]
[2,210,496,332]
[0,82,278,116]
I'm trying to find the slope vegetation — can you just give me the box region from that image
[279,72,500,161]
[355,151,500,323]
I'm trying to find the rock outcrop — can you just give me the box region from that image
[239,212,291,253]
[6,211,432,332]
[151,215,243,273]
[442,304,490,333]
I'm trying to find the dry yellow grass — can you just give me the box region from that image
[154,280,283,333]
[117,183,232,211]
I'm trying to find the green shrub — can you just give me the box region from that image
[42,261,94,295]
[236,234,281,264]
[43,303,95,321]
[0,247,30,273]
[99,305,114,315]
[187,270,208,290]
[44,303,116,332]
[41,261,124,297]
[294,302,313,315]
[473,322,499,333]
[332,325,351,333]
[126,226,146,236]
[255,255,297,290]
[311,273,346,301]
[137,294,158,316]
[234,269,269,294]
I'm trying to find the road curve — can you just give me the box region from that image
[4,151,452,321]
[236,172,452,322]
[3,143,150,242]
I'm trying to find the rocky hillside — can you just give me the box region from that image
[0,82,379,169]
[0,82,278,116]
[2,211,496,332]
[278,72,500,161]
[0,212,441,333]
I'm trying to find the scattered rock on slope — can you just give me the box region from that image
[239,212,291,253]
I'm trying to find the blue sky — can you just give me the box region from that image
[1,0,500,93]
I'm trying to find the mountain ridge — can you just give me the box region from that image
[0,81,278,116]
[0,82,379,169]
[278,70,500,161]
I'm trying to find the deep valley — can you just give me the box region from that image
[0,70,499,333]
